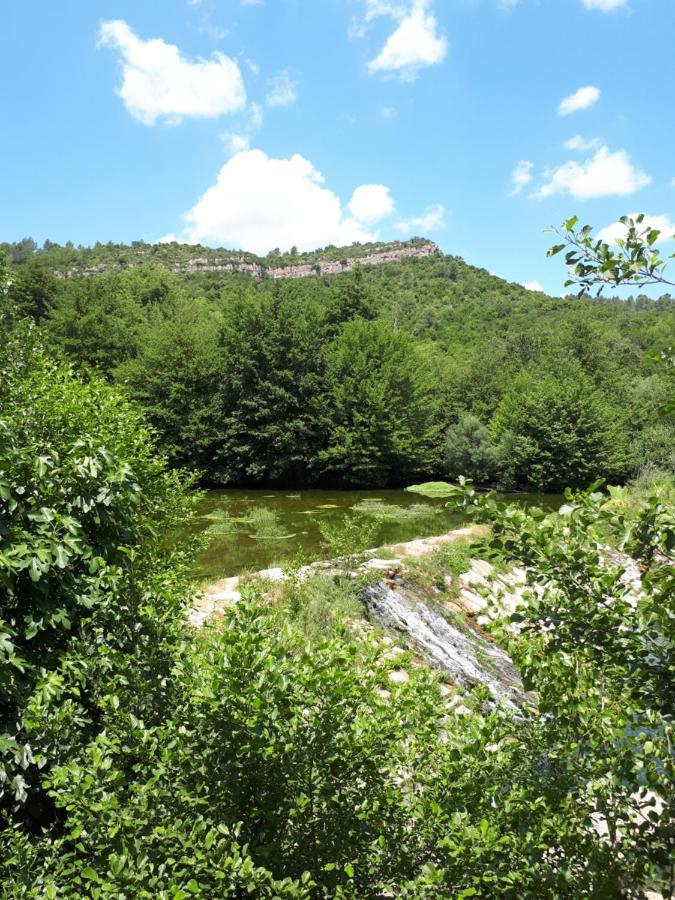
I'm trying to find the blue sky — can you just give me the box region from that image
[1,0,673,293]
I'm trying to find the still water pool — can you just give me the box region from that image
[191,488,560,582]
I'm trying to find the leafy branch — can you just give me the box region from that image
[547,214,675,297]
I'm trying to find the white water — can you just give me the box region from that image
[362,580,523,712]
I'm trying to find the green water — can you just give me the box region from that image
[191,488,561,582]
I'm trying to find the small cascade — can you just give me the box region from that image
[361,580,524,712]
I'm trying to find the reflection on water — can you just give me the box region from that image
[189,488,560,581]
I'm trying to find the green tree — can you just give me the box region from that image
[444,413,498,484]
[491,361,630,490]
[116,298,225,474]
[319,319,438,485]
[216,285,326,484]
[6,258,59,322]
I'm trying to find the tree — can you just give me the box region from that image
[216,285,327,484]
[444,413,498,484]
[6,257,59,321]
[319,319,438,485]
[116,298,225,474]
[491,361,630,491]
[327,265,375,326]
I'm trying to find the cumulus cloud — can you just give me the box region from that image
[557,85,600,116]
[598,214,675,244]
[510,160,534,196]
[180,150,381,254]
[395,203,445,233]
[265,70,298,108]
[532,145,650,200]
[98,20,246,125]
[366,0,447,80]
[564,135,602,151]
[581,0,627,10]
[348,184,395,223]
[523,280,543,292]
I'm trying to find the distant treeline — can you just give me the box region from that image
[5,242,675,489]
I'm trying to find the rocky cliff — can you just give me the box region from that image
[53,239,441,281]
[173,240,440,279]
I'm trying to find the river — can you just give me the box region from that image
[190,488,560,581]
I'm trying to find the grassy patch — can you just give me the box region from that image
[271,574,364,644]
[404,539,476,596]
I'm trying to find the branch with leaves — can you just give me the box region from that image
[547,214,675,297]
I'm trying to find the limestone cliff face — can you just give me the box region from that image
[55,240,441,281]
[172,241,440,279]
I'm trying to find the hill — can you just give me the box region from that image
[3,236,674,488]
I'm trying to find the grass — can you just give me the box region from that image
[264,573,364,644]
[404,539,476,597]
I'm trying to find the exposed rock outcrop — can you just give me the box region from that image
[54,240,441,281]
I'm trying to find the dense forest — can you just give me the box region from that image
[3,236,674,490]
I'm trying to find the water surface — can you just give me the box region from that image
[191,488,560,582]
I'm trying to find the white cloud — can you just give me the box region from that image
[510,160,534,196]
[532,145,650,200]
[598,214,675,244]
[265,71,298,108]
[523,280,543,292]
[379,105,397,119]
[221,102,263,156]
[557,85,600,116]
[158,232,178,244]
[368,0,447,80]
[581,0,627,10]
[348,184,395,223]
[564,134,602,151]
[181,150,378,254]
[98,20,246,125]
[222,132,251,155]
[395,202,445,233]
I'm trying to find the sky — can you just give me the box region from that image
[1,0,674,294]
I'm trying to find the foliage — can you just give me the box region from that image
[319,319,439,485]
[548,213,675,297]
[490,361,630,490]
[0,317,197,828]
[444,413,499,485]
[318,512,381,562]
[15,236,672,489]
[2,317,674,895]
[419,477,675,895]
[116,297,224,473]
[215,285,327,484]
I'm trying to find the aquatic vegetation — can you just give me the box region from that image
[406,481,456,498]
[246,506,296,541]
[204,508,240,536]
[351,500,441,521]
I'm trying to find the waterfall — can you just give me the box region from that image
[361,580,524,712]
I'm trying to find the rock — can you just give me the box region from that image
[457,589,488,614]
[388,669,410,684]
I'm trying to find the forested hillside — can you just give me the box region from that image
[5,237,674,489]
